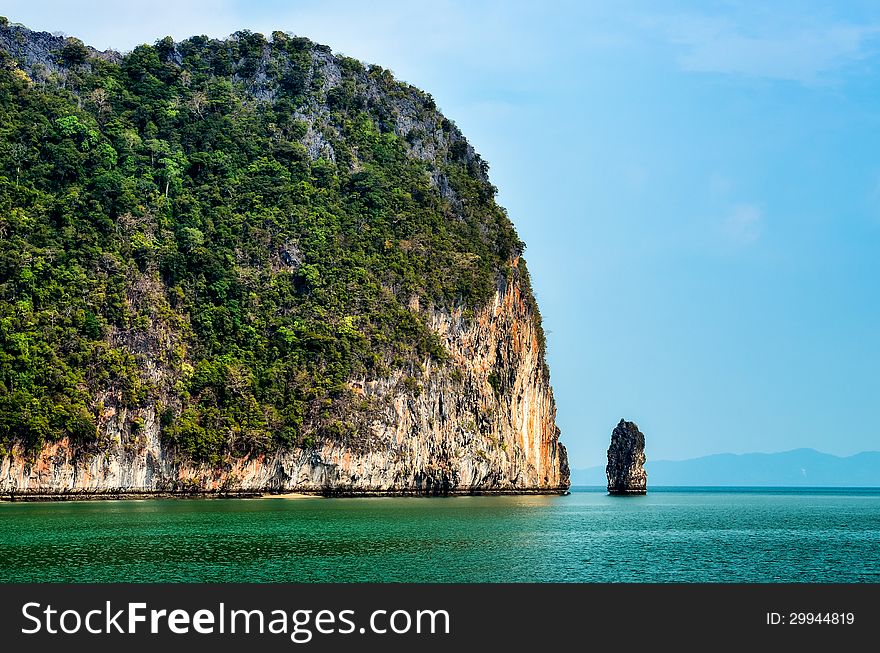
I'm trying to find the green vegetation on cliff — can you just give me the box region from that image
[0,23,537,460]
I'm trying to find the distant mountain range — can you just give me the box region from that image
[570,449,880,487]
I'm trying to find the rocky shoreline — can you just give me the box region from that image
[1,487,571,502]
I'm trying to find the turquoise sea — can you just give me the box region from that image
[1,487,878,582]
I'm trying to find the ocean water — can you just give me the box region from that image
[0,487,878,583]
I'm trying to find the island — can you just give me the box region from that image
[0,20,569,498]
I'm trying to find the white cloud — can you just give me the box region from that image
[709,174,734,196]
[645,13,880,83]
[865,172,880,222]
[722,204,764,244]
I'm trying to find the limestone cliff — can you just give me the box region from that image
[0,21,568,497]
[1,264,567,496]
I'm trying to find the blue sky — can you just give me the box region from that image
[5,1,879,466]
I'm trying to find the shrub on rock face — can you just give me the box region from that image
[59,37,89,66]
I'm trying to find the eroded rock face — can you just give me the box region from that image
[0,21,120,78]
[0,268,569,497]
[606,419,647,495]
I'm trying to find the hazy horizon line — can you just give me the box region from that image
[574,447,880,470]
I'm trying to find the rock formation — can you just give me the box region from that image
[606,419,647,495]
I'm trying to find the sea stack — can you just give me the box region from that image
[606,419,647,495]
